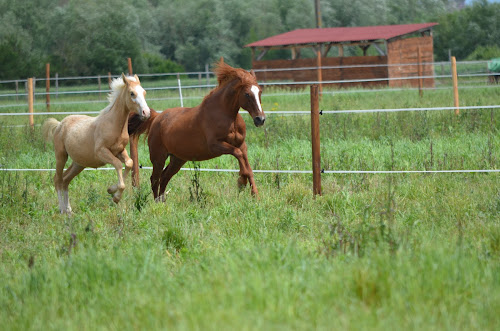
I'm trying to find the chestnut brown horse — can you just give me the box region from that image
[128,59,265,201]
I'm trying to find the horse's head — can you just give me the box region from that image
[121,73,151,119]
[215,59,266,127]
[238,70,266,127]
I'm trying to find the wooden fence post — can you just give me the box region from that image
[46,63,51,111]
[28,77,34,129]
[108,72,112,88]
[310,85,322,196]
[451,56,459,115]
[127,57,133,75]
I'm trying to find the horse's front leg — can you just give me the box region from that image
[95,147,127,203]
[238,142,258,196]
[107,149,133,202]
[209,141,258,197]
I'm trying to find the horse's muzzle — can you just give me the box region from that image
[140,108,151,120]
[253,116,265,127]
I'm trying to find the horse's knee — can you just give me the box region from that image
[237,176,248,189]
[125,158,133,170]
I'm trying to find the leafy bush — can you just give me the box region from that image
[142,52,184,75]
[466,45,500,61]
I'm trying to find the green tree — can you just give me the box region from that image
[0,0,57,79]
[433,0,500,60]
[48,0,149,76]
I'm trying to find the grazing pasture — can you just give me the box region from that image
[0,83,499,330]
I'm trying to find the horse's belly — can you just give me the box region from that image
[168,142,214,161]
[70,154,106,168]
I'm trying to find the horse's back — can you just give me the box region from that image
[59,115,96,143]
[57,115,104,167]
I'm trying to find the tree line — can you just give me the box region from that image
[0,0,499,80]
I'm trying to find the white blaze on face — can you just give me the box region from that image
[250,85,263,113]
[133,85,150,117]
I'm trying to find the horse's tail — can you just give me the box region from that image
[128,108,158,138]
[128,109,158,186]
[42,118,60,143]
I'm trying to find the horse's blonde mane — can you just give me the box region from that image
[102,75,137,113]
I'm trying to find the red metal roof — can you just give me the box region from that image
[245,23,438,48]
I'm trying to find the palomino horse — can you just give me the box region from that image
[42,74,150,214]
[128,59,265,201]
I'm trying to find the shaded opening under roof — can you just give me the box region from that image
[245,23,438,61]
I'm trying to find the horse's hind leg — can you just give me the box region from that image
[53,141,68,213]
[158,156,186,202]
[61,162,85,214]
[150,150,169,201]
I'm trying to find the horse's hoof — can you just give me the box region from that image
[155,191,169,203]
[107,185,118,194]
[60,208,72,215]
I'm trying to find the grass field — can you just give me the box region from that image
[0,82,499,330]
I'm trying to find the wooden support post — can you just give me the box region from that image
[46,63,51,111]
[316,48,323,95]
[98,75,102,98]
[127,57,133,75]
[205,63,210,86]
[28,78,34,129]
[55,73,59,99]
[417,47,423,97]
[310,85,322,196]
[451,56,459,115]
[130,135,140,187]
[108,72,112,88]
[15,80,19,101]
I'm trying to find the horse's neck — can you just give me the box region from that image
[202,81,239,119]
[100,92,130,133]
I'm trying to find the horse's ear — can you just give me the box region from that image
[121,73,129,86]
[250,69,257,78]
[134,74,140,84]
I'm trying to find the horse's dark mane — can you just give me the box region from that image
[201,60,257,105]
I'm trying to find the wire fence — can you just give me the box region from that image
[0,59,498,177]
[0,59,498,106]
[2,105,500,117]
[1,167,499,175]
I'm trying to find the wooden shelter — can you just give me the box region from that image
[244,23,438,89]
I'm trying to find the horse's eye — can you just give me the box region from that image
[130,92,135,97]
[245,93,250,98]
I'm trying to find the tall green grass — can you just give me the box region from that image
[0,85,499,330]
